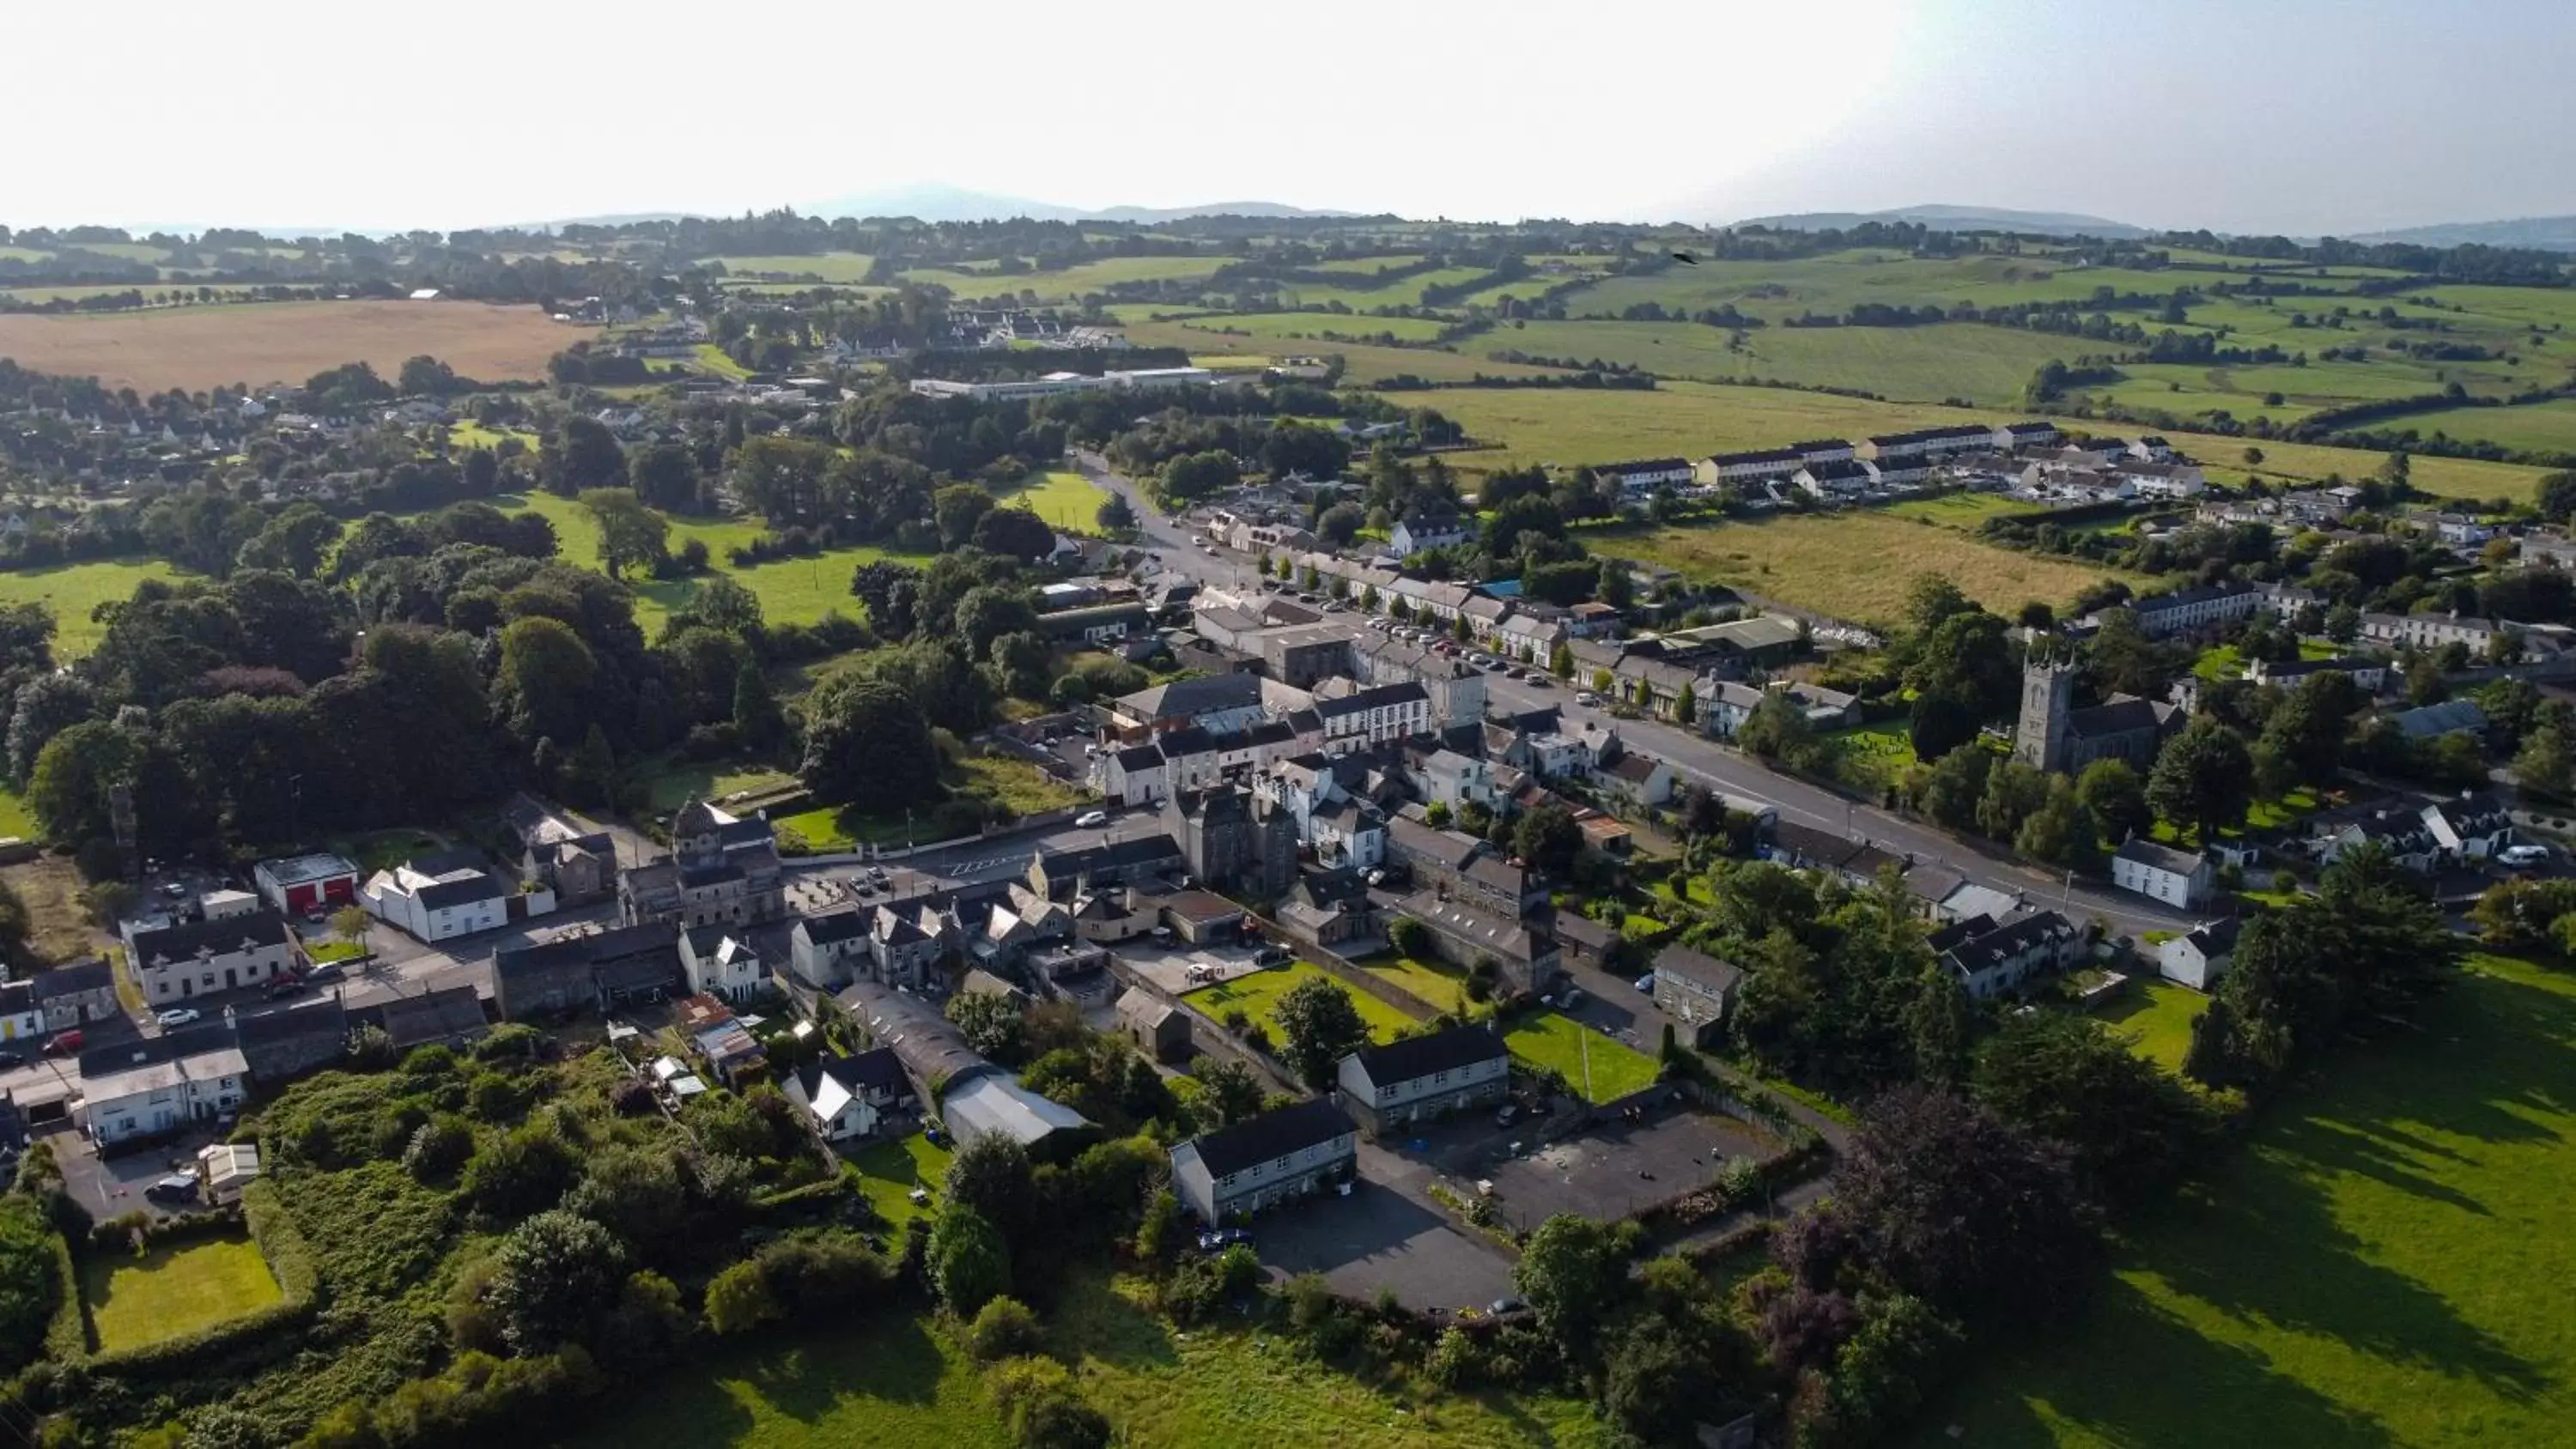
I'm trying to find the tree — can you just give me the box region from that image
[1315,501,1364,546]
[1736,690,1815,765]
[26,719,143,850]
[945,1132,1037,1246]
[6,673,94,787]
[1918,746,1990,832]
[948,990,1030,1066]
[1674,680,1698,730]
[1550,641,1574,679]
[1192,1058,1264,1126]
[578,488,668,579]
[627,443,703,512]
[934,484,998,549]
[1907,686,1981,762]
[495,617,598,746]
[555,415,627,494]
[799,674,940,813]
[928,1203,1011,1315]
[2013,778,2100,870]
[703,1258,783,1335]
[1971,1012,2202,1204]
[732,658,786,752]
[973,507,1057,563]
[329,904,373,958]
[0,1198,60,1374]
[963,1295,1043,1362]
[461,1123,581,1220]
[2147,718,2254,846]
[1512,804,1583,877]
[1272,976,1371,1088]
[2516,718,2574,799]
[2075,759,2150,842]
[1514,1214,1630,1344]
[1095,493,1137,532]
[487,1209,627,1352]
[1601,1319,1702,1446]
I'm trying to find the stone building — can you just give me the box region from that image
[620,798,785,928]
[2013,649,2178,775]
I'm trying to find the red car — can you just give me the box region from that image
[42,1029,82,1057]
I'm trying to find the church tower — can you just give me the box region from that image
[2014,642,2078,773]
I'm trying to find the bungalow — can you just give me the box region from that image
[29,959,119,1030]
[784,1048,913,1143]
[1170,1098,1358,1224]
[1649,945,1741,1049]
[2159,918,2239,991]
[1334,1023,1510,1138]
[2111,839,2213,908]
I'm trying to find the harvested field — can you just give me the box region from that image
[0,300,593,393]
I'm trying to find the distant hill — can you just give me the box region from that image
[2348,215,2576,252]
[1728,203,2149,239]
[796,184,1352,224]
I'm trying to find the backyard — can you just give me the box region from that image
[1918,953,2576,1446]
[1184,961,1417,1046]
[82,1234,283,1354]
[775,755,1086,852]
[1352,953,1477,1016]
[1503,1012,1663,1104]
[846,1131,953,1229]
[2093,979,2209,1076]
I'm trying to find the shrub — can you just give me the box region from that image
[404,1116,477,1185]
[703,1259,781,1335]
[964,1295,1043,1362]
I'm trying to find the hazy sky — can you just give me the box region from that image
[12,0,2570,236]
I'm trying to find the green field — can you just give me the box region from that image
[557,1312,1010,1449]
[642,761,795,814]
[1821,717,1919,792]
[1119,316,1564,385]
[711,252,878,282]
[1588,515,2146,629]
[779,755,1084,851]
[2093,979,2210,1075]
[504,491,914,636]
[1189,312,1453,344]
[82,1234,283,1353]
[1470,320,2075,407]
[848,1131,953,1228]
[1000,470,1111,532]
[0,557,184,657]
[2370,398,2576,458]
[1503,1012,1661,1103]
[1185,961,1417,1046]
[1354,954,1473,1016]
[898,255,1230,302]
[1923,954,2576,1447]
[0,785,33,840]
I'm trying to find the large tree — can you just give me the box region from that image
[487,1209,627,1352]
[933,484,998,549]
[627,443,703,512]
[553,415,628,494]
[2147,718,2255,846]
[1513,1214,1631,1344]
[1971,1011,2203,1204]
[578,488,670,579]
[799,673,940,813]
[1271,976,1371,1088]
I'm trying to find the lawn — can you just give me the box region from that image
[556,1310,1008,1449]
[1354,954,1472,1016]
[1503,1012,1662,1104]
[1184,961,1416,1045]
[305,940,365,963]
[1587,515,2148,630]
[847,1131,952,1229]
[0,557,184,657]
[999,470,1110,532]
[1051,1272,1616,1448]
[501,490,920,636]
[1919,954,2576,1447]
[778,755,1084,851]
[642,761,796,814]
[2092,979,2208,1075]
[0,785,33,841]
[82,1234,283,1353]
[1823,717,1919,792]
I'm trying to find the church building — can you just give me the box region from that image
[2014,647,2179,775]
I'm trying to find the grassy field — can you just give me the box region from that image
[1921,954,2576,1447]
[2369,398,2576,458]
[1822,717,1919,792]
[1188,312,1454,344]
[1184,961,1416,1046]
[2092,979,2210,1076]
[1354,954,1474,1016]
[1881,491,2036,527]
[1000,470,1110,531]
[899,255,1230,302]
[1587,516,2146,628]
[503,491,910,636]
[1116,317,1565,386]
[1468,320,2073,407]
[0,785,32,841]
[0,557,183,657]
[779,755,1084,850]
[82,1234,283,1353]
[712,252,878,282]
[1408,381,1978,472]
[0,300,589,393]
[1053,1273,1616,1448]
[641,761,795,814]
[847,1131,953,1229]
[557,1311,1009,1449]
[1504,1012,1661,1103]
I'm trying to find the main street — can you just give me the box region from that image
[1074,452,2197,938]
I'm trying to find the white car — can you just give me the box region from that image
[1632,974,1657,993]
[1575,691,1601,706]
[2499,844,2551,868]
[155,1008,202,1028]
[1075,810,1109,828]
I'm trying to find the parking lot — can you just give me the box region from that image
[1114,940,1270,997]
[1255,1155,1516,1313]
[1467,1103,1774,1236]
[50,1123,229,1221]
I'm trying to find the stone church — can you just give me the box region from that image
[2014,650,2178,775]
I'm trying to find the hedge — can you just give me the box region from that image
[39,1231,83,1363]
[86,1182,319,1376]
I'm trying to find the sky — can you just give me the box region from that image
[10,0,2571,237]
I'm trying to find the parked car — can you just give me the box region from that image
[144,1175,200,1206]
[266,979,307,1000]
[306,962,345,983]
[1491,1296,1528,1316]
[155,1008,202,1028]
[1195,1227,1252,1252]
[41,1030,81,1057]
[1632,973,1657,992]
[1575,691,1601,706]
[2500,844,2551,868]
[0,1050,22,1070]
[1074,809,1109,828]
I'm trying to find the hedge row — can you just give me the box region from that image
[39,1232,82,1363]
[86,1182,319,1375]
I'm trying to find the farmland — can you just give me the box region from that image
[1119,316,1564,385]
[1466,319,2075,406]
[1919,955,2576,1448]
[1183,312,1453,344]
[2372,397,2576,458]
[711,252,878,282]
[0,557,184,657]
[1587,515,2146,628]
[897,255,1231,302]
[0,300,590,394]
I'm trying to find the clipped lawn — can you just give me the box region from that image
[643,761,796,814]
[1504,1013,1662,1103]
[2093,980,2209,1075]
[556,1310,1007,1449]
[1356,954,1473,1017]
[848,1131,953,1228]
[1053,1272,1616,1448]
[999,470,1110,532]
[82,1234,282,1353]
[0,557,185,658]
[1185,961,1416,1045]
[1919,954,2576,1446]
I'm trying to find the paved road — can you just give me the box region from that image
[1075,454,2197,939]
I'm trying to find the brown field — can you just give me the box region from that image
[0,300,593,393]
[1586,513,2150,628]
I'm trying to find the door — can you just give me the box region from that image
[224,967,237,989]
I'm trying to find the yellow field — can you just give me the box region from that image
[1589,515,2148,628]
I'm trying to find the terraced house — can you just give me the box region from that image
[1170,1098,1359,1224]
[1334,1023,1510,1138]
[126,911,295,1003]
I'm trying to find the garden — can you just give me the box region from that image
[1502,1013,1662,1105]
[1183,961,1417,1046]
[80,1231,283,1354]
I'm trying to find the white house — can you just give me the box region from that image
[2111,839,2213,908]
[361,850,526,943]
[1600,751,1675,809]
[1334,1023,1511,1138]
[81,1046,250,1145]
[1389,512,1469,558]
[1794,460,1874,499]
[681,927,767,1003]
[1315,682,1433,753]
[782,1047,912,1143]
[1407,749,1496,812]
[126,912,296,1003]
[1933,911,2087,999]
[789,911,872,988]
[1598,458,1695,496]
[2159,919,2239,991]
[1170,1098,1359,1223]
